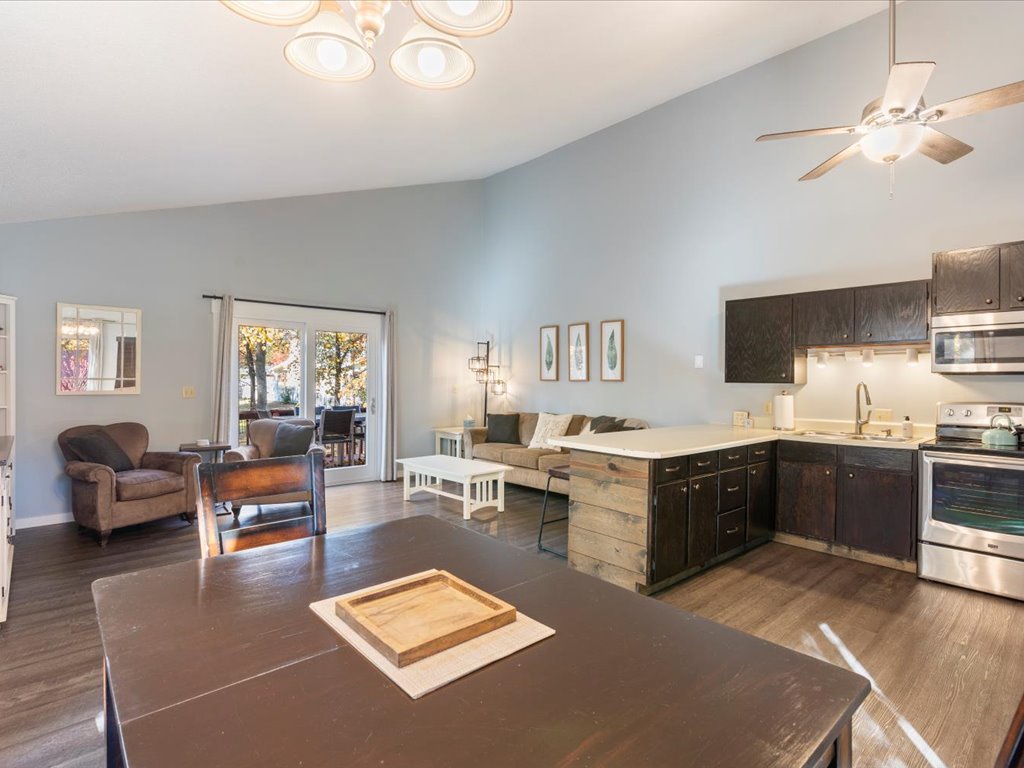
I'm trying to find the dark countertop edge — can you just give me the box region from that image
[0,435,12,466]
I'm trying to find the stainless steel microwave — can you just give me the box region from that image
[932,310,1024,373]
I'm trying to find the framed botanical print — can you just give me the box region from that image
[600,320,624,382]
[568,322,589,382]
[539,325,559,381]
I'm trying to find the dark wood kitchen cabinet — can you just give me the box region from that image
[855,280,930,343]
[725,296,804,384]
[1001,242,1024,311]
[933,245,1001,314]
[686,474,719,569]
[746,461,774,542]
[651,481,688,583]
[836,447,916,560]
[776,442,837,542]
[794,288,855,347]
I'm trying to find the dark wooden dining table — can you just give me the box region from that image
[93,515,869,767]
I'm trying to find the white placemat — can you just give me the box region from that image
[309,577,555,700]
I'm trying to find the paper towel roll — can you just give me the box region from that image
[773,393,795,431]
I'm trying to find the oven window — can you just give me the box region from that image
[934,327,1024,365]
[933,462,1024,535]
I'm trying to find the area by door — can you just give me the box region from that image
[229,302,382,485]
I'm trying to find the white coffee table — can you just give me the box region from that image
[398,455,510,520]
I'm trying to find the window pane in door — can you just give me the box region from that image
[315,331,368,468]
[933,463,1024,535]
[237,325,302,444]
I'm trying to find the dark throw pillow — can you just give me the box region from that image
[592,419,630,434]
[65,431,135,472]
[587,415,619,433]
[486,413,520,444]
[271,422,315,458]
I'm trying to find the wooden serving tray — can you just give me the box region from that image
[334,569,517,668]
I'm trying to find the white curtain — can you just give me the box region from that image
[212,296,235,443]
[379,308,398,481]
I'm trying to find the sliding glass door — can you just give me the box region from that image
[230,304,381,485]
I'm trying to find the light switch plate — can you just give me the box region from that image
[182,385,196,399]
[694,354,704,369]
[732,410,749,426]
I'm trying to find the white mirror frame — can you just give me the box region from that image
[56,302,142,395]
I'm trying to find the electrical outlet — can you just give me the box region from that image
[732,410,749,426]
[694,354,704,369]
[872,407,893,422]
[182,386,196,399]
[764,400,773,415]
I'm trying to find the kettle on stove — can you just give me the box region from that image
[981,413,1020,446]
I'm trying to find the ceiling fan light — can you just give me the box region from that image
[220,0,320,26]
[284,9,375,82]
[389,25,475,89]
[411,0,512,37]
[860,124,925,163]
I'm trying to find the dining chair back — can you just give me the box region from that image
[195,451,326,558]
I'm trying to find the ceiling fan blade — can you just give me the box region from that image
[799,141,862,181]
[756,126,858,142]
[918,127,974,164]
[926,80,1024,122]
[882,61,936,115]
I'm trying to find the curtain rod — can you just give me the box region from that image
[202,294,386,317]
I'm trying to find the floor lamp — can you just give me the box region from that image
[468,341,505,426]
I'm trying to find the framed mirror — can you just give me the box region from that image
[57,303,141,394]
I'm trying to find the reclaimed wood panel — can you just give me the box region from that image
[568,476,648,518]
[569,501,647,546]
[568,525,646,574]
[569,450,650,489]
[567,551,643,591]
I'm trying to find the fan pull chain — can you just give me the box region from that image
[889,161,895,200]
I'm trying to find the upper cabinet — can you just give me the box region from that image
[794,289,855,347]
[933,246,1001,314]
[1000,242,1024,311]
[725,296,805,384]
[854,281,930,343]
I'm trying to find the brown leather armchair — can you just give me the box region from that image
[57,422,201,546]
[225,418,317,462]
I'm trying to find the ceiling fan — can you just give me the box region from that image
[757,0,1024,182]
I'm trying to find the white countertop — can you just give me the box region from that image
[548,423,930,459]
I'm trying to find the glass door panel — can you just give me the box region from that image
[236,323,303,445]
[933,461,1024,535]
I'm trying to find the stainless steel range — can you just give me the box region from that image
[919,402,1024,601]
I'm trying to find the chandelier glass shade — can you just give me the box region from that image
[389,25,474,89]
[284,8,375,82]
[411,0,512,38]
[860,124,926,164]
[221,0,320,26]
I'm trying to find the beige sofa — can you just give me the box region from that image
[465,412,647,495]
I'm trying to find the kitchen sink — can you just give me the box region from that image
[793,430,914,443]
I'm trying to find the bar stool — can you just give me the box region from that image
[538,465,570,558]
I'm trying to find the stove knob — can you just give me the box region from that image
[963,409,972,417]
[945,408,955,417]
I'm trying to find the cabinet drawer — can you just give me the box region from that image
[718,447,747,469]
[838,446,914,473]
[719,467,747,512]
[690,451,718,475]
[747,442,774,464]
[656,456,688,483]
[778,440,837,464]
[717,509,746,554]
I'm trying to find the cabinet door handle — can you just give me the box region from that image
[750,469,758,475]
[726,527,740,535]
[825,470,831,476]
[664,466,680,473]
[696,460,711,467]
[842,333,849,339]
[1017,295,1024,303]
[865,332,873,338]
[726,485,740,492]
[753,449,766,456]
[727,454,741,460]
[848,472,855,478]
[986,298,994,304]
[693,483,701,490]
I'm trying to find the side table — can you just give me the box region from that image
[433,427,465,458]
[179,441,232,463]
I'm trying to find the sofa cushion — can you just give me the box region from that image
[502,447,560,470]
[271,422,315,457]
[486,413,520,444]
[65,431,135,473]
[518,412,539,445]
[538,452,571,473]
[473,442,520,462]
[529,413,573,449]
[115,469,185,502]
[566,414,588,436]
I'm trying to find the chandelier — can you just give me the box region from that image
[221,0,512,89]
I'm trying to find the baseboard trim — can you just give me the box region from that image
[17,512,75,529]
[773,532,917,573]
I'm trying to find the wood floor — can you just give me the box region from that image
[1,480,1020,768]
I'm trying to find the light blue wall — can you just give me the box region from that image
[1,182,485,523]
[479,0,1024,427]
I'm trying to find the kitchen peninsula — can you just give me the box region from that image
[551,424,928,594]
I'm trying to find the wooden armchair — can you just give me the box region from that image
[57,422,200,546]
[195,450,326,558]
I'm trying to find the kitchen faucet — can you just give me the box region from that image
[855,382,872,435]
